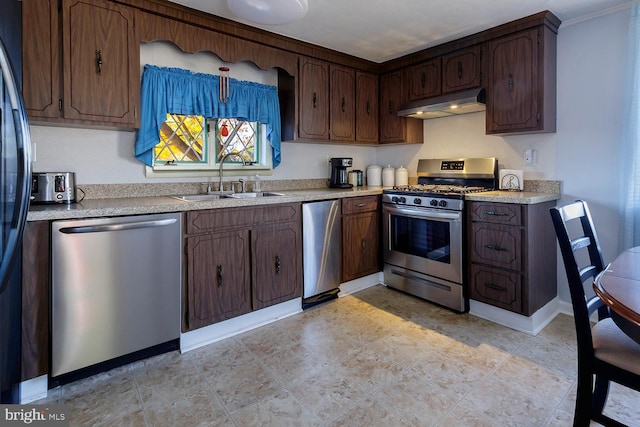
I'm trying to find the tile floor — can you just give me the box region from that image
[37,285,640,426]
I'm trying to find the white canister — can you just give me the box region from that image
[395,166,408,186]
[382,165,395,187]
[366,165,382,187]
[348,171,358,186]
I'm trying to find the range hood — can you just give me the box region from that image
[397,88,486,119]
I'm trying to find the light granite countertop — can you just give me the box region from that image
[28,179,562,221]
[465,190,560,204]
[27,187,384,222]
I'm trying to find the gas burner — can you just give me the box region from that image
[390,184,491,195]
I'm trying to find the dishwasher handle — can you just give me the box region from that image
[58,218,177,234]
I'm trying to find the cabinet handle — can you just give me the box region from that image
[485,282,507,292]
[312,92,317,108]
[389,101,394,115]
[484,211,509,217]
[356,203,365,207]
[484,244,508,252]
[96,49,103,74]
[217,265,224,287]
[341,97,346,112]
[366,101,371,115]
[361,239,366,253]
[275,255,281,275]
[421,72,426,88]
[457,61,463,79]
[508,74,514,91]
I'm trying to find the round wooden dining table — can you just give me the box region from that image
[594,246,640,345]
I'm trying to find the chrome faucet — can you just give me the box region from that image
[218,152,246,192]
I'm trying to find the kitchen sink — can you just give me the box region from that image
[170,193,226,202]
[227,192,286,198]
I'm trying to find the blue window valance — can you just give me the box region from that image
[134,65,282,167]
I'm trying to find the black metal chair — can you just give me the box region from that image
[550,200,640,426]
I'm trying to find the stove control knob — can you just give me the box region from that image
[414,198,422,205]
[400,197,407,204]
[391,196,398,203]
[439,200,448,208]
[429,199,438,207]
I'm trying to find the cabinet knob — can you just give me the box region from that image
[275,255,281,275]
[361,239,366,253]
[217,265,224,286]
[95,49,103,75]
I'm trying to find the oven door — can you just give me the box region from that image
[383,203,462,284]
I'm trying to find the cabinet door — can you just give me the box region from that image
[379,71,404,143]
[329,65,355,141]
[298,56,329,140]
[469,264,522,313]
[251,223,301,310]
[21,221,50,381]
[22,0,62,119]
[355,71,379,143]
[442,45,482,94]
[486,28,540,134]
[470,223,522,271]
[342,211,380,282]
[62,0,139,126]
[185,230,251,330]
[408,59,441,100]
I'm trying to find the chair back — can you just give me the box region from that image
[550,200,607,357]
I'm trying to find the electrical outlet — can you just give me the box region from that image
[524,148,534,165]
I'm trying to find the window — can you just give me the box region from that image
[150,114,269,176]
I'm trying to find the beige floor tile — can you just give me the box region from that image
[326,397,414,427]
[143,392,228,427]
[230,389,322,426]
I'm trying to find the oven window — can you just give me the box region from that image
[391,214,450,263]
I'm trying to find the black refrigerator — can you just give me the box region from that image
[0,0,32,404]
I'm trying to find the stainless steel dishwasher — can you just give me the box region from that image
[302,200,341,307]
[51,212,181,377]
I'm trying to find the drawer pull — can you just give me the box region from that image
[361,239,366,253]
[484,244,508,252]
[217,265,224,287]
[485,211,509,217]
[485,282,507,292]
[356,203,365,208]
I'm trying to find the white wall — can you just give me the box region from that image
[29,8,632,305]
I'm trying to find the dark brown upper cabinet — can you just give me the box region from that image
[298,56,330,140]
[23,0,139,128]
[379,70,423,144]
[486,26,556,135]
[442,45,483,94]
[407,58,441,100]
[355,71,379,143]
[329,64,356,141]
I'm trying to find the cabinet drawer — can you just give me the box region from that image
[342,196,378,214]
[470,223,522,270]
[469,202,522,225]
[470,264,522,313]
[186,203,300,234]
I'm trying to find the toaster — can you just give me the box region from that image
[31,172,76,204]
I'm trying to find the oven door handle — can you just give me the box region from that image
[383,205,461,221]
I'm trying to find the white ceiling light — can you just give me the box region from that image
[227,0,308,25]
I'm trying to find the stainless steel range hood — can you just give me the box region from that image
[397,88,486,119]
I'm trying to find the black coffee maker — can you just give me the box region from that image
[329,157,353,188]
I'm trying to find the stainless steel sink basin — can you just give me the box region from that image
[170,194,225,202]
[227,192,286,198]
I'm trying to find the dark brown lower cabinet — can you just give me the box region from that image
[21,221,50,381]
[467,200,556,316]
[341,196,380,282]
[184,204,302,331]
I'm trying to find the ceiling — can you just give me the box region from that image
[169,0,630,63]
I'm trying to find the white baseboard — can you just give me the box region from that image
[469,297,561,335]
[338,272,382,296]
[180,298,302,353]
[19,375,48,404]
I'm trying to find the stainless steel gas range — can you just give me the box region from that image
[382,157,498,312]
